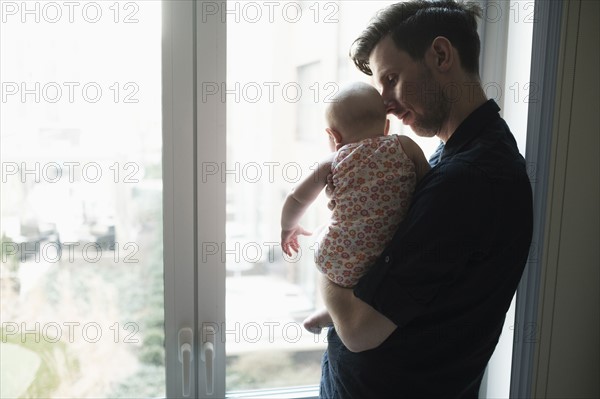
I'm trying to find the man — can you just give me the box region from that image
[317,1,534,397]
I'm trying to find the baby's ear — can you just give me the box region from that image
[326,128,343,146]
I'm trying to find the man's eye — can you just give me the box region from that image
[386,75,397,85]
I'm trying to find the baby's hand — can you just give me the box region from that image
[281,225,312,256]
[303,307,333,334]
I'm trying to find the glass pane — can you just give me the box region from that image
[225,0,438,392]
[0,2,164,397]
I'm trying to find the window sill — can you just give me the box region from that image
[227,385,319,399]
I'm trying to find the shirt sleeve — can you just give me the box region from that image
[354,160,492,327]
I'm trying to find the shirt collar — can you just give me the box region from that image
[440,99,501,161]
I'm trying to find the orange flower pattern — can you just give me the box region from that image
[316,135,416,287]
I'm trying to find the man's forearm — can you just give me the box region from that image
[320,276,397,352]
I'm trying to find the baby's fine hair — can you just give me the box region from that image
[326,82,387,139]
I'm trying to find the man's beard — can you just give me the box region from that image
[410,68,451,138]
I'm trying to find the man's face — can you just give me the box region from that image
[369,35,450,138]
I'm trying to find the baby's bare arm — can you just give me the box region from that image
[281,155,333,229]
[280,154,334,255]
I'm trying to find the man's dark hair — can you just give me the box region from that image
[350,0,483,76]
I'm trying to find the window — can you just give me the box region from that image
[477,1,535,397]
[1,2,164,397]
[224,1,430,395]
[296,61,323,142]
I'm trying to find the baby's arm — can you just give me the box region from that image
[281,153,334,256]
[398,135,431,182]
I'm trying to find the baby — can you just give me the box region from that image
[280,81,430,330]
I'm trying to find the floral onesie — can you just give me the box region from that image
[315,135,417,287]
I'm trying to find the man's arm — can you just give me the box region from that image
[323,162,489,352]
[320,276,396,352]
[280,154,334,255]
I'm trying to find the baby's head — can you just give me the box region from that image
[325,82,388,151]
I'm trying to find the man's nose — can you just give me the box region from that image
[382,95,396,114]
[383,90,393,102]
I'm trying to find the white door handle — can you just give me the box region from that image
[201,325,216,395]
[178,327,193,397]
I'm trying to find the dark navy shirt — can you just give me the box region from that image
[320,100,533,398]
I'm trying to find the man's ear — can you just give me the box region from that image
[326,128,343,147]
[428,36,453,72]
[384,119,390,136]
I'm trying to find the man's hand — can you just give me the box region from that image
[320,276,397,352]
[281,225,312,256]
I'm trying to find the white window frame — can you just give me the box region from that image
[163,1,226,397]
[511,0,564,397]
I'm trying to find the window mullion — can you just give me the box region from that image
[163,0,199,397]
[195,1,227,398]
